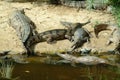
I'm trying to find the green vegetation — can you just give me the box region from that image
[108,0,120,5]
[0,59,15,79]
[86,0,109,9]
[108,0,120,27]
[112,6,120,26]
[86,0,94,9]
[85,0,120,27]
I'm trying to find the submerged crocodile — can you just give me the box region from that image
[61,20,91,52]
[8,9,37,52]
[0,54,29,64]
[56,53,108,66]
[94,23,120,53]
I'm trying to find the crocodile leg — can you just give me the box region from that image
[29,22,38,35]
[46,36,57,44]
[107,28,116,46]
[106,39,113,46]
[114,43,120,54]
[84,28,92,38]
[83,37,90,43]
[65,34,73,41]
[106,28,116,46]
[70,41,81,52]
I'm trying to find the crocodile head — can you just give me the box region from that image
[14,8,25,14]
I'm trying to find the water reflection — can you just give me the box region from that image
[0,59,15,80]
[0,56,120,80]
[11,57,120,80]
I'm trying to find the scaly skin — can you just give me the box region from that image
[60,20,91,52]
[94,23,120,53]
[60,0,86,11]
[9,9,37,43]
[107,26,120,53]
[26,29,68,55]
[56,53,108,66]
[8,9,37,54]
[60,0,108,10]
[70,28,90,52]
[60,20,90,41]
[26,29,68,48]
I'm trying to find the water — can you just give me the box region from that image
[11,57,120,80]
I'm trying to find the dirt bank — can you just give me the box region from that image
[0,1,116,54]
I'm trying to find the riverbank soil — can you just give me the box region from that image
[0,1,116,54]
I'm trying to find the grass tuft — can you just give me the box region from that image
[0,59,15,79]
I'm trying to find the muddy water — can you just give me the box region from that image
[12,57,120,80]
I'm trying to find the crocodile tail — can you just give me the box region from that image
[61,19,91,29]
[60,21,73,29]
[114,43,120,53]
[94,24,110,38]
[74,19,91,29]
[24,34,43,56]
[27,34,42,47]
[81,20,91,26]
[81,18,91,26]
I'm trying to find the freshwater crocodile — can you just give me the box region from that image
[8,9,37,52]
[56,53,108,66]
[61,20,91,52]
[26,29,70,55]
[60,0,108,11]
[60,20,90,31]
[26,29,68,48]
[107,25,120,54]
[60,20,90,41]
[94,23,120,53]
[60,0,86,11]
[70,28,91,52]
